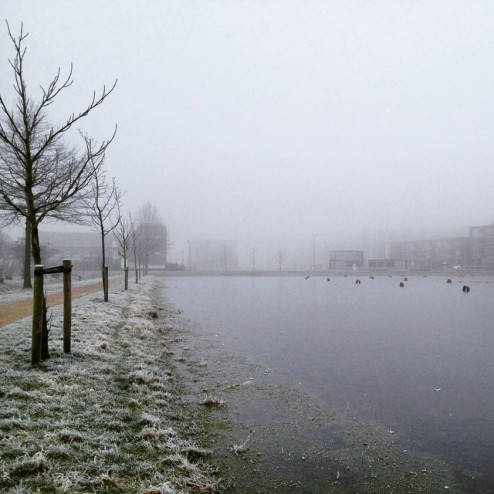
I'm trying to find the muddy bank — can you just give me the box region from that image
[156,282,469,494]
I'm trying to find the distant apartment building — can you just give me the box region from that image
[329,250,364,270]
[469,223,494,266]
[39,231,120,270]
[389,237,470,270]
[188,239,238,272]
[367,259,408,271]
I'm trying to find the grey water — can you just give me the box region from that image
[162,274,494,488]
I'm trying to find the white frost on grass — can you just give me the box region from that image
[0,278,222,494]
[201,394,226,407]
[231,435,250,456]
[0,274,117,304]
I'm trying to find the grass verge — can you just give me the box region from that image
[0,279,224,494]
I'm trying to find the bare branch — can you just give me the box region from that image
[0,22,117,270]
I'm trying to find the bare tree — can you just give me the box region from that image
[163,223,172,268]
[129,212,139,284]
[137,202,166,276]
[114,200,132,290]
[7,235,25,278]
[0,23,117,363]
[0,195,19,282]
[0,23,117,271]
[275,247,287,272]
[22,218,31,288]
[0,233,19,280]
[85,156,122,302]
[0,229,8,279]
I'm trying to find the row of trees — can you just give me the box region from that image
[0,23,169,363]
[114,202,171,288]
[0,201,170,288]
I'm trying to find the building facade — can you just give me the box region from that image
[367,259,408,271]
[389,237,470,270]
[469,224,494,266]
[329,250,364,270]
[40,231,121,270]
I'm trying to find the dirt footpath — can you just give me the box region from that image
[0,279,120,327]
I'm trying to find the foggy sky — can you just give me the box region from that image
[2,1,494,268]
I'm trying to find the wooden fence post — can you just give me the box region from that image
[104,266,109,302]
[63,260,72,353]
[32,265,44,365]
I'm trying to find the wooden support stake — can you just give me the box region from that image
[32,265,44,365]
[104,266,109,302]
[63,260,72,353]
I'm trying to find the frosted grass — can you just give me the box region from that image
[0,278,222,493]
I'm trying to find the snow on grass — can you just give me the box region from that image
[0,278,222,493]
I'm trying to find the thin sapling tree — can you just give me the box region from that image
[114,199,132,290]
[85,154,122,302]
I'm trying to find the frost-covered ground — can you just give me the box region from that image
[0,278,223,494]
[0,273,112,303]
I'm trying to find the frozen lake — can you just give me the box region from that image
[162,274,494,490]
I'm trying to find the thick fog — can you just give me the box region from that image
[3,1,494,268]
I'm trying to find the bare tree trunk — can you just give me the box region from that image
[144,251,149,276]
[31,265,43,365]
[100,230,108,302]
[29,222,51,360]
[63,259,72,353]
[103,266,108,302]
[23,218,32,289]
[31,224,42,265]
